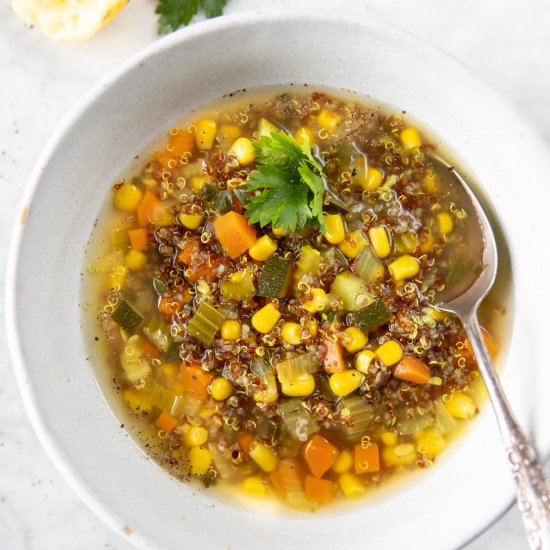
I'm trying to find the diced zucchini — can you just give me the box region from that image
[330,270,374,311]
[275,351,323,384]
[393,232,419,254]
[347,301,391,332]
[219,269,256,301]
[112,300,143,335]
[353,246,384,283]
[257,257,292,298]
[185,301,226,346]
[143,317,173,352]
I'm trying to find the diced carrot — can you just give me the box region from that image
[178,238,200,265]
[304,475,334,503]
[128,228,149,251]
[179,363,215,401]
[155,411,178,433]
[212,211,257,259]
[270,458,305,498]
[140,337,160,358]
[269,466,285,497]
[393,355,431,385]
[323,339,345,374]
[169,129,194,157]
[158,298,181,315]
[137,190,162,227]
[354,442,380,474]
[156,152,176,170]
[466,326,496,357]
[177,238,220,283]
[238,433,255,456]
[302,434,339,478]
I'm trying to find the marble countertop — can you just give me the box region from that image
[1,0,549,548]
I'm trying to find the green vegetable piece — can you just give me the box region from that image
[185,301,226,346]
[164,342,181,363]
[331,270,374,311]
[112,300,143,335]
[257,257,292,298]
[244,131,326,232]
[143,318,173,352]
[156,0,228,34]
[353,246,384,283]
[347,301,391,332]
[150,383,185,416]
[279,398,319,441]
[446,260,474,287]
[393,232,419,254]
[257,117,279,138]
[339,395,375,440]
[219,269,256,301]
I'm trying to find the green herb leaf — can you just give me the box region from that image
[244,132,326,232]
[156,0,227,34]
[202,185,248,214]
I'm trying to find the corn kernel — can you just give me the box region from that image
[339,472,365,498]
[342,327,367,353]
[420,233,435,254]
[217,124,241,144]
[258,118,279,137]
[210,377,233,401]
[437,212,454,234]
[184,425,208,447]
[220,319,241,341]
[415,428,447,457]
[317,109,341,131]
[332,449,353,473]
[338,230,369,259]
[122,388,152,414]
[382,443,417,466]
[249,441,278,472]
[400,127,422,151]
[114,183,143,212]
[444,392,477,419]
[191,176,208,191]
[380,432,398,446]
[281,373,315,397]
[422,170,439,193]
[368,226,391,258]
[375,340,403,366]
[329,369,364,397]
[388,254,419,280]
[179,213,204,230]
[272,225,290,237]
[295,126,314,147]
[322,214,346,244]
[243,475,267,495]
[125,249,147,271]
[305,318,318,338]
[361,166,384,192]
[194,119,217,150]
[229,137,257,166]
[249,235,277,261]
[189,446,212,475]
[281,322,303,346]
[355,350,376,374]
[251,304,281,334]
[303,288,327,313]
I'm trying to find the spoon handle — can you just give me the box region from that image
[462,312,550,550]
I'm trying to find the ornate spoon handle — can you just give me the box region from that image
[462,311,550,549]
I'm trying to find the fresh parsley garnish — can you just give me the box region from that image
[202,185,249,214]
[156,0,228,34]
[244,132,326,233]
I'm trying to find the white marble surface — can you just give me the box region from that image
[1,0,549,548]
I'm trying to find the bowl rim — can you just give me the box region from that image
[6,7,550,550]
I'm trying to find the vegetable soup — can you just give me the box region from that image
[84,89,506,510]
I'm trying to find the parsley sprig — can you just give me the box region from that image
[156,0,228,34]
[244,132,327,233]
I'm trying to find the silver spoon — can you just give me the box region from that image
[430,154,550,550]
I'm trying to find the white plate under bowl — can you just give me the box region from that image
[6,9,550,550]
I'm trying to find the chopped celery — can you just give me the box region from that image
[275,352,323,384]
[120,336,151,385]
[339,395,374,440]
[277,459,318,511]
[143,318,173,352]
[330,270,374,311]
[393,231,419,254]
[398,412,435,436]
[257,257,292,298]
[185,301,226,346]
[435,400,458,434]
[219,269,256,301]
[110,226,131,249]
[112,300,143,335]
[293,245,322,291]
[251,359,279,403]
[347,301,391,332]
[279,398,319,441]
[150,383,185,417]
[353,246,384,283]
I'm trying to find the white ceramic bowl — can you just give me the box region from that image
[7,10,550,550]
